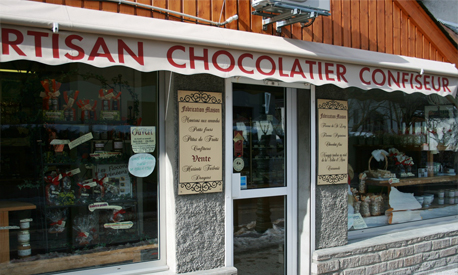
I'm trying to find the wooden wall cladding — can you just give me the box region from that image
[32,0,458,67]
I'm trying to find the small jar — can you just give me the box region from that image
[446,189,455,198]
[113,140,123,152]
[438,198,445,205]
[359,181,366,194]
[19,219,30,229]
[94,141,105,152]
[438,189,445,198]
[18,243,31,258]
[18,230,30,243]
[447,197,455,204]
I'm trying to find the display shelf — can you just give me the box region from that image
[43,200,137,209]
[0,201,36,263]
[366,175,458,187]
[0,243,158,275]
[353,144,424,151]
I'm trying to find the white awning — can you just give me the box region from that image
[1,0,457,97]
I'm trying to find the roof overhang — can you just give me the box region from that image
[1,0,458,97]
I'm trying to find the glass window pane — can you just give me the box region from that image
[345,88,458,231]
[233,196,285,275]
[233,84,286,189]
[0,61,159,273]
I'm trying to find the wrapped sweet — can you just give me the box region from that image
[63,90,79,121]
[77,99,97,122]
[360,195,371,217]
[93,173,107,202]
[77,180,91,204]
[73,215,98,246]
[45,171,61,206]
[110,209,126,223]
[48,209,67,234]
[40,79,61,110]
[370,194,384,216]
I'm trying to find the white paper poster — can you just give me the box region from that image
[128,153,156,178]
[131,126,156,153]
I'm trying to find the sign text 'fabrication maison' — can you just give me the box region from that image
[317,99,348,185]
[178,90,222,195]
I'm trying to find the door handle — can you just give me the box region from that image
[232,173,240,198]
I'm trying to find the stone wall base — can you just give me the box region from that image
[312,222,458,275]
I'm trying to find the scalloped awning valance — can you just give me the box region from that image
[1,0,457,97]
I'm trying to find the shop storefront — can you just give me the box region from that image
[1,0,458,274]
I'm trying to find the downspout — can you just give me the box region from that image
[99,0,239,26]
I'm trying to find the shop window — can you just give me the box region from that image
[0,61,160,273]
[346,89,458,232]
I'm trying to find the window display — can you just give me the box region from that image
[346,89,458,230]
[0,61,159,274]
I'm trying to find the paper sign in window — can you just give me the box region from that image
[131,126,156,153]
[128,153,156,178]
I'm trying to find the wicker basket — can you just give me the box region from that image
[367,153,392,178]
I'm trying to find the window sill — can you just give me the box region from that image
[347,217,458,244]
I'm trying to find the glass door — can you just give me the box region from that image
[226,80,297,275]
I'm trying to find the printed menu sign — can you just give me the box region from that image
[178,90,223,195]
[317,99,348,185]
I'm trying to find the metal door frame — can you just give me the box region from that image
[224,77,303,275]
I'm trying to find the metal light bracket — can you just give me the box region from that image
[252,1,330,33]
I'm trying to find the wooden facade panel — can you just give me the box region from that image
[250,2,263,34]
[152,0,166,19]
[400,12,408,56]
[280,25,292,39]
[101,1,117,13]
[437,53,445,62]
[332,0,342,46]
[394,0,457,65]
[376,0,385,53]
[368,0,377,51]
[183,0,197,22]
[303,23,313,42]
[423,40,430,60]
[350,0,360,49]
[392,3,401,55]
[82,0,100,10]
[359,0,368,50]
[136,0,153,18]
[416,29,423,59]
[238,0,250,31]
[119,2,135,15]
[168,0,182,21]
[47,0,64,4]
[408,20,415,58]
[65,0,82,7]
[323,10,333,45]
[212,0,224,23]
[385,0,393,54]
[197,0,211,21]
[313,15,324,43]
[342,0,351,48]
[33,0,458,67]
[431,47,436,60]
[291,19,302,40]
